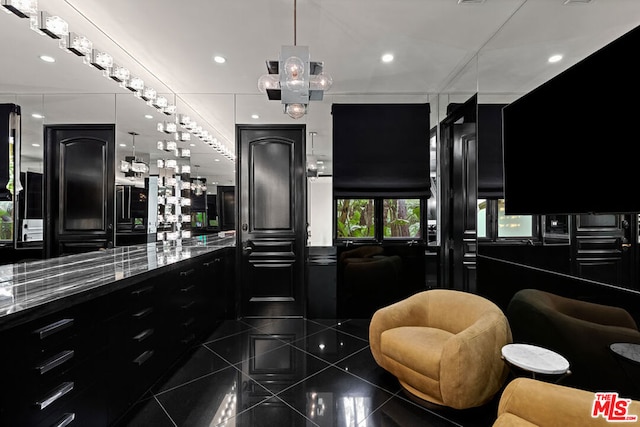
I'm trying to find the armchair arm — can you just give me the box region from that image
[440,311,512,409]
[558,297,638,330]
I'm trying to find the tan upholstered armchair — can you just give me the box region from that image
[369,289,512,409]
[494,378,640,426]
[507,289,640,394]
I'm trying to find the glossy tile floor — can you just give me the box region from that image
[118,319,498,427]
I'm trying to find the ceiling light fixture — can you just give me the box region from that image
[258,0,332,119]
[381,53,394,63]
[2,0,37,18]
[66,32,92,56]
[213,55,226,64]
[144,114,153,119]
[86,49,112,70]
[39,54,55,63]
[548,54,563,63]
[120,131,149,177]
[307,131,318,179]
[31,143,40,147]
[31,113,44,119]
[32,11,68,39]
[251,114,259,119]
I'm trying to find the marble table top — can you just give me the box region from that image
[0,235,235,322]
[610,343,640,364]
[502,343,571,375]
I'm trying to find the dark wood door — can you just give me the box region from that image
[44,124,115,258]
[440,96,477,292]
[571,213,636,287]
[237,125,306,317]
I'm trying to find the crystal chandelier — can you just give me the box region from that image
[257,0,332,119]
[120,132,149,178]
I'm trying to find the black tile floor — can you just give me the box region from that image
[118,319,499,427]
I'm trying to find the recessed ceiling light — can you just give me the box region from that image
[119,144,126,147]
[213,56,226,64]
[144,114,153,119]
[31,143,40,147]
[39,55,55,63]
[381,53,394,63]
[548,54,563,63]
[214,159,220,162]
[251,114,259,119]
[190,143,196,147]
[32,113,44,119]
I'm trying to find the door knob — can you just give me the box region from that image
[622,243,632,249]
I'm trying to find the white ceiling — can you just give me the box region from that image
[1,0,639,186]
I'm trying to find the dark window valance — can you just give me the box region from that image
[478,104,507,199]
[332,103,431,198]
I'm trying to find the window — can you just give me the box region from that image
[335,197,426,242]
[497,199,533,238]
[477,199,487,238]
[336,199,375,239]
[383,199,421,238]
[478,199,537,241]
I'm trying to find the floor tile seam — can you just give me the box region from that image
[201,325,261,345]
[219,392,276,424]
[205,336,310,367]
[390,389,466,427]
[323,343,372,369]
[272,394,322,427]
[248,323,334,339]
[279,334,370,367]
[357,392,398,427]
[229,363,279,397]
[153,394,179,427]
[307,318,351,329]
[327,326,370,343]
[270,363,335,397]
[154,364,236,397]
[202,342,245,367]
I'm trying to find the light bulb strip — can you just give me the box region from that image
[4,1,236,163]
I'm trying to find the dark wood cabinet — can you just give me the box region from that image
[44,124,116,258]
[0,247,235,427]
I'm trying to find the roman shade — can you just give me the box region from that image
[332,103,430,198]
[478,104,507,199]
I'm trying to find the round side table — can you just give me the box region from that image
[502,343,571,382]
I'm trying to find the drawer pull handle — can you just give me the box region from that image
[180,284,196,293]
[36,382,74,410]
[33,319,74,340]
[132,307,153,319]
[36,350,75,375]
[53,413,76,427]
[181,301,195,311]
[182,317,195,329]
[133,350,154,366]
[203,261,212,267]
[133,329,154,343]
[131,286,153,297]
[180,269,195,277]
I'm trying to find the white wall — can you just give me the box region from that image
[308,176,333,247]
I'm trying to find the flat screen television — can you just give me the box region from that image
[502,24,640,215]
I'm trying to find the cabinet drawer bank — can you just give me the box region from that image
[0,236,235,426]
